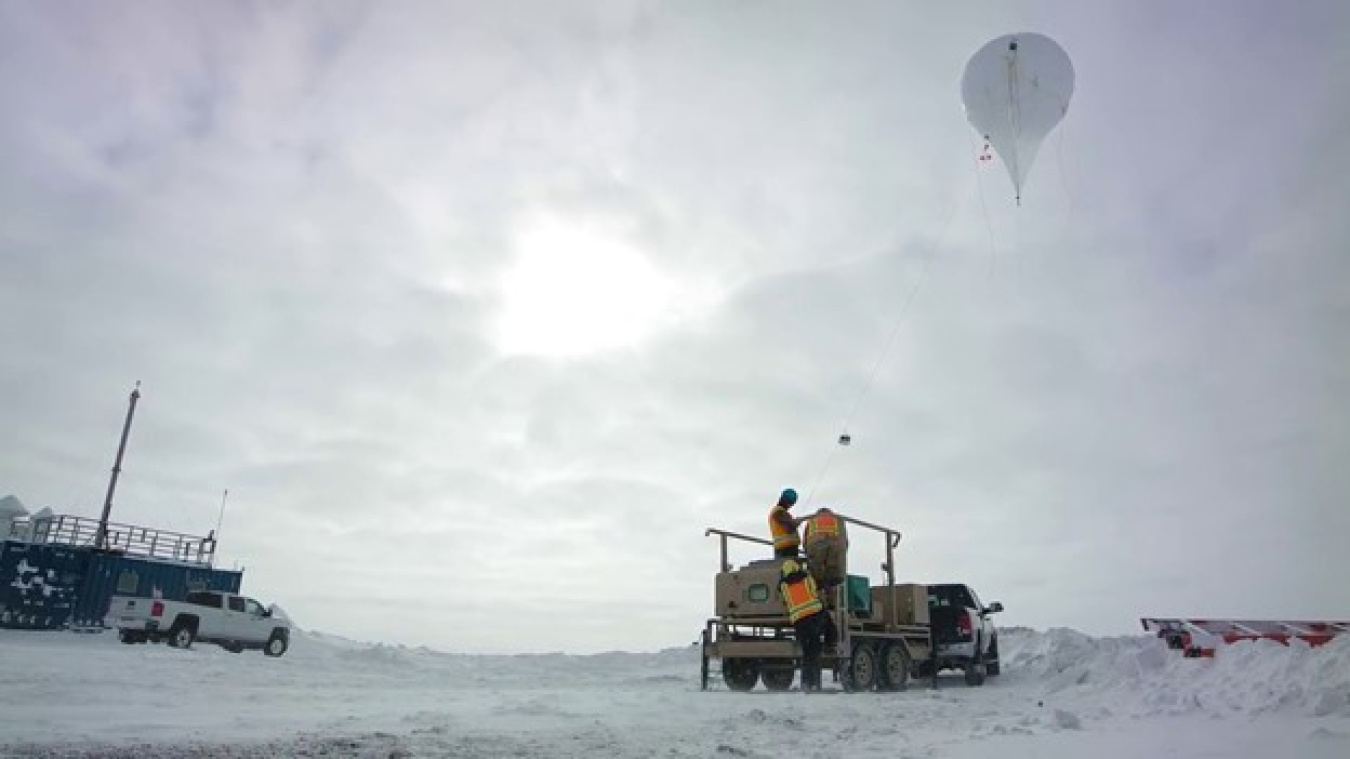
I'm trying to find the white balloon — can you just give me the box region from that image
[961,33,1075,202]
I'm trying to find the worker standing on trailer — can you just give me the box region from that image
[803,507,848,605]
[778,558,827,692]
[768,488,806,558]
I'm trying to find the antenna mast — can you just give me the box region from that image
[215,488,229,542]
[95,382,141,550]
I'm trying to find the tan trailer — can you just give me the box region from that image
[700,515,934,692]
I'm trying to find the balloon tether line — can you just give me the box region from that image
[803,167,967,506]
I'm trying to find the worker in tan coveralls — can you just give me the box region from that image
[803,507,848,606]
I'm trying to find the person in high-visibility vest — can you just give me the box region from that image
[803,507,849,604]
[778,558,827,692]
[768,488,806,559]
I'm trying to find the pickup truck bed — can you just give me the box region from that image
[924,583,1003,686]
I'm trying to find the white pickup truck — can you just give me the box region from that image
[108,589,291,657]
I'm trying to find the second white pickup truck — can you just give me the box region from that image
[108,590,291,657]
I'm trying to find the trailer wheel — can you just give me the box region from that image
[722,658,760,691]
[761,668,795,691]
[842,641,878,692]
[118,629,140,645]
[878,642,911,691]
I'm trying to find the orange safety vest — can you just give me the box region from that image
[769,506,800,551]
[780,574,823,623]
[804,510,840,546]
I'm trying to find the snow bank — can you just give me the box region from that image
[288,625,1350,717]
[2,625,1348,757]
[999,626,1350,718]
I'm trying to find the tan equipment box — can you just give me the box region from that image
[870,583,930,626]
[715,559,791,618]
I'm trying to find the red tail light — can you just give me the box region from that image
[958,610,973,638]
[151,601,164,618]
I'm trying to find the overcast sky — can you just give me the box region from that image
[2,1,1347,654]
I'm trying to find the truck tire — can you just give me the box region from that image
[264,631,289,657]
[842,641,878,692]
[964,662,986,686]
[878,641,911,691]
[985,637,1001,676]
[761,668,794,691]
[167,621,196,649]
[722,658,760,691]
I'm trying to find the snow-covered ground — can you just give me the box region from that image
[1,626,1347,758]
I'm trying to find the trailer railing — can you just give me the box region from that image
[706,514,902,584]
[5,513,217,566]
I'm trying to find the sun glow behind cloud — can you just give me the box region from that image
[492,214,709,358]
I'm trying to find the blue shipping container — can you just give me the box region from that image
[0,541,91,629]
[73,553,243,627]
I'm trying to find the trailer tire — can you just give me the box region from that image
[722,658,760,691]
[878,642,911,691]
[761,668,795,691]
[842,641,879,692]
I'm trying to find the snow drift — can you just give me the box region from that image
[999,626,1350,718]
[1,625,1347,757]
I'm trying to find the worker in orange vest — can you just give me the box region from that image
[803,507,848,606]
[778,558,828,692]
[768,488,806,559]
